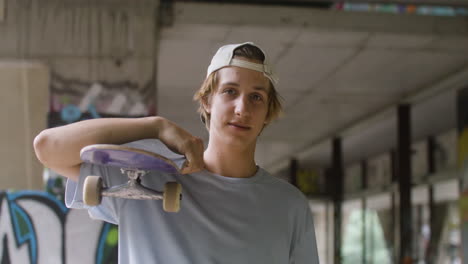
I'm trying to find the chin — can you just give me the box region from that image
[224,134,258,148]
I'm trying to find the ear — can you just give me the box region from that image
[202,97,211,114]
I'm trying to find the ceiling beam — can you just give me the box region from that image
[322,0,468,6]
[176,0,468,7]
[172,2,468,35]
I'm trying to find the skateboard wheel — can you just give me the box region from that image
[83,176,102,206]
[163,182,182,213]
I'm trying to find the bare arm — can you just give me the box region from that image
[33,117,204,182]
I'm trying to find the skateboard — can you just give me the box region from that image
[80,144,183,212]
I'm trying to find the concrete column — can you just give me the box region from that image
[397,104,412,264]
[290,158,298,187]
[390,149,397,262]
[425,137,436,264]
[361,160,367,264]
[332,138,344,264]
[0,62,49,190]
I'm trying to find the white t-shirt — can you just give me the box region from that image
[65,139,319,264]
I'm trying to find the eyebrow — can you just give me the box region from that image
[220,82,240,87]
[220,82,269,93]
[253,86,269,93]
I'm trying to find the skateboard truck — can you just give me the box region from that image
[81,144,183,213]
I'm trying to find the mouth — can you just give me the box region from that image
[228,122,251,130]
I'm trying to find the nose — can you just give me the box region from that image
[234,96,251,117]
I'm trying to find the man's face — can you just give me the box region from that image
[205,59,270,148]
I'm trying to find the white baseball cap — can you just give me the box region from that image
[206,42,279,86]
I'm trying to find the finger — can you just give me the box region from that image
[180,141,204,174]
[180,160,202,174]
[179,160,192,174]
[181,151,204,174]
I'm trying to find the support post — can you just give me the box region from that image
[426,137,436,264]
[361,160,367,264]
[290,158,298,187]
[332,138,344,264]
[397,104,412,264]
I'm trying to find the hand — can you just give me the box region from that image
[178,137,205,174]
[156,118,205,174]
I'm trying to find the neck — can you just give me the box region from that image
[203,137,258,178]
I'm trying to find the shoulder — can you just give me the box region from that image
[259,168,309,207]
[259,169,315,239]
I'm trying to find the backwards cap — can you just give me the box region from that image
[206,42,279,86]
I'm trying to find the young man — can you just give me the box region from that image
[34,42,319,263]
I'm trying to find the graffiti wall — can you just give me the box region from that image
[0,190,118,264]
[45,72,157,201]
[48,73,156,127]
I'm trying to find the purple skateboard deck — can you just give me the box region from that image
[80,144,180,173]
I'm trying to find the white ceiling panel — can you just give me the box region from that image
[314,92,393,106]
[296,30,369,47]
[322,49,408,94]
[366,33,435,49]
[160,24,229,41]
[429,36,468,51]
[278,91,304,108]
[276,45,357,93]
[280,97,391,140]
[381,50,468,95]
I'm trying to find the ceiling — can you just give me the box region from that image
[156,2,468,173]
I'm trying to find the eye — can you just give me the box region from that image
[223,88,236,95]
[251,93,264,102]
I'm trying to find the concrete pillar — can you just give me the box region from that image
[397,104,412,264]
[425,137,436,264]
[290,158,298,187]
[361,160,367,264]
[332,138,344,264]
[0,62,49,190]
[390,149,397,262]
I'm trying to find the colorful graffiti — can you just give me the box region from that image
[48,73,156,127]
[0,190,117,264]
[46,73,157,199]
[333,2,468,17]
